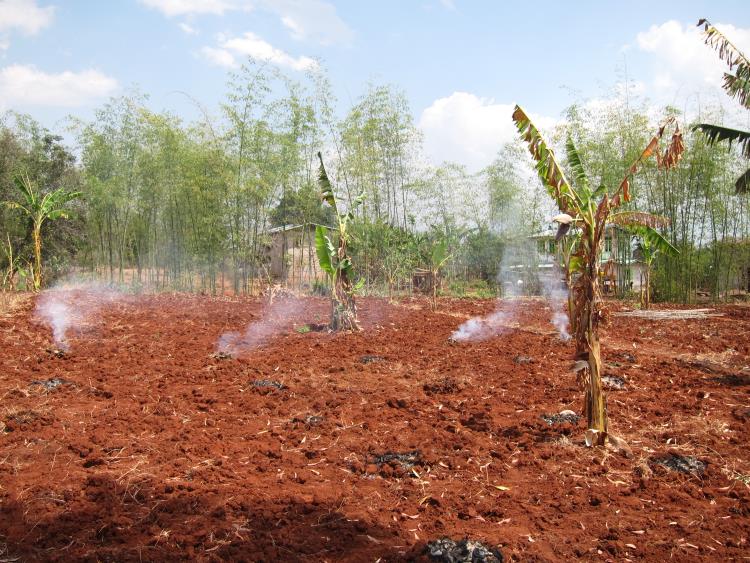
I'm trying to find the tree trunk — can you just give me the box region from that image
[330,239,359,331]
[575,250,608,446]
[32,224,42,290]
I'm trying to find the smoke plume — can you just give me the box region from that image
[540,263,571,341]
[450,243,531,342]
[35,281,123,351]
[217,297,305,355]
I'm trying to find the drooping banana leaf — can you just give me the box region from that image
[565,137,591,196]
[617,118,682,202]
[609,211,671,229]
[314,225,335,276]
[316,151,338,215]
[512,105,578,215]
[692,123,750,158]
[735,167,750,193]
[697,19,750,109]
[431,240,451,270]
[631,225,679,258]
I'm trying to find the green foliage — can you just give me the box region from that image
[314,224,335,276]
[4,172,81,288]
[631,225,679,262]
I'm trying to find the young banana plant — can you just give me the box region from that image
[429,240,453,310]
[619,223,679,309]
[3,173,81,290]
[513,105,684,446]
[314,152,364,331]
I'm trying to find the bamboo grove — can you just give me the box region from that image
[1,58,749,301]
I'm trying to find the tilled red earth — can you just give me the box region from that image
[1,294,749,562]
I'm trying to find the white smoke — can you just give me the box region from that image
[217,297,304,355]
[450,242,531,342]
[450,309,513,342]
[450,238,572,342]
[35,281,123,351]
[541,263,571,341]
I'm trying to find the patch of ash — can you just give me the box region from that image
[651,453,707,475]
[541,410,580,425]
[425,538,503,563]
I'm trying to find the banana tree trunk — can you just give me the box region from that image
[330,239,359,332]
[575,247,608,446]
[644,265,651,310]
[564,264,576,334]
[32,224,42,291]
[432,271,438,310]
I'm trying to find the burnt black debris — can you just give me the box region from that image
[425,538,504,563]
[602,375,626,390]
[251,380,285,390]
[651,453,707,475]
[210,351,232,360]
[293,414,323,426]
[541,412,580,425]
[360,355,386,364]
[710,374,750,387]
[30,378,69,391]
[372,450,421,468]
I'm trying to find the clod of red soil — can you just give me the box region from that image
[1,295,749,561]
[733,407,750,423]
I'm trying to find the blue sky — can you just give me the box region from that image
[1,0,749,170]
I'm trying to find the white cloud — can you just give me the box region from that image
[178,22,198,35]
[203,32,318,71]
[0,64,118,108]
[0,0,54,34]
[200,45,236,68]
[260,0,353,45]
[143,0,353,49]
[139,0,238,17]
[634,20,750,102]
[419,92,556,172]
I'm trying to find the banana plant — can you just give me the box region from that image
[693,19,750,192]
[429,240,453,310]
[315,152,364,331]
[623,224,679,309]
[513,105,684,446]
[3,173,81,290]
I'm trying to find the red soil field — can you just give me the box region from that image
[1,294,749,562]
